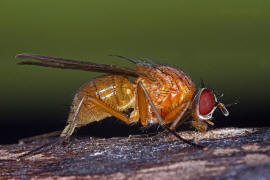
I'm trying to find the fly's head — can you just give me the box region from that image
[191,88,229,132]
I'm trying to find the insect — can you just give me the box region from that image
[15,53,229,157]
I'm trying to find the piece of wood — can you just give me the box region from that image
[1,128,270,179]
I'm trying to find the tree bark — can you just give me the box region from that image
[1,128,270,179]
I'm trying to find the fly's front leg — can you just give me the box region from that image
[137,82,164,125]
[137,82,203,148]
[173,113,191,130]
[168,102,191,130]
[137,81,189,131]
[137,81,191,131]
[190,120,208,132]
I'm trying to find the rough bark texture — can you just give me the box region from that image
[1,128,270,179]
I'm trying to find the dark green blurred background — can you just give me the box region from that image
[1,1,269,144]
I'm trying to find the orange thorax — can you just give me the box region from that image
[135,64,195,125]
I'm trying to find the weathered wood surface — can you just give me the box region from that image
[1,128,270,179]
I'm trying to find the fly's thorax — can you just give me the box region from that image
[135,65,196,125]
[136,65,195,99]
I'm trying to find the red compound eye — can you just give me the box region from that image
[199,89,215,115]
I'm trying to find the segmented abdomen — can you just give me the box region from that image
[68,75,135,127]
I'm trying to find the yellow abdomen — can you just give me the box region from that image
[68,75,135,127]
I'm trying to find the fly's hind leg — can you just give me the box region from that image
[84,96,139,124]
[17,137,66,160]
[61,95,139,139]
[60,96,86,139]
[18,96,87,160]
[18,95,139,160]
[18,130,62,144]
